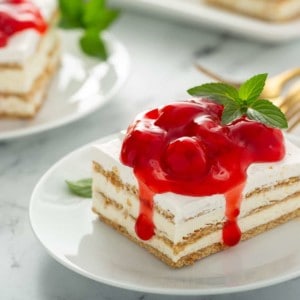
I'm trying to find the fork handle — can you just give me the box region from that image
[195,64,240,88]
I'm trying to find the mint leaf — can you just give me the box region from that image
[80,29,108,60]
[221,100,243,125]
[59,0,83,29]
[83,0,120,30]
[85,0,106,12]
[188,83,239,104]
[66,178,92,198]
[59,0,119,60]
[247,99,288,129]
[187,73,288,129]
[239,73,267,103]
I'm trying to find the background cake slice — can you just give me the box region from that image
[205,0,300,22]
[0,0,60,118]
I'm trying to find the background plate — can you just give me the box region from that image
[30,134,300,295]
[0,31,130,140]
[110,0,300,43]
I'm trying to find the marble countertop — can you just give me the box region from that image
[2,9,300,300]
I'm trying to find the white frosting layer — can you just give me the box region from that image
[0,29,59,93]
[0,0,57,64]
[0,84,45,116]
[93,191,300,262]
[93,170,300,244]
[0,42,60,116]
[92,136,300,223]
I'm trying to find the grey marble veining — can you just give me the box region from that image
[1,11,300,300]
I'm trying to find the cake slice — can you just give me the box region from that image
[205,0,300,22]
[91,97,300,268]
[0,0,60,118]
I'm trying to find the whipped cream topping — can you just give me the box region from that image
[0,0,57,64]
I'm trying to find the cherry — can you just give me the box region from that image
[121,122,165,166]
[155,102,205,131]
[163,137,207,179]
[230,119,285,161]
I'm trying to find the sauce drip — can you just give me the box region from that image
[0,0,47,47]
[120,100,285,246]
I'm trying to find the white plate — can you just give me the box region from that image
[0,31,130,141]
[110,0,300,43]
[30,134,300,295]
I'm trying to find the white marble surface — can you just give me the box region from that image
[2,9,300,300]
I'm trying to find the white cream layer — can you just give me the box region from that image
[207,0,300,21]
[92,136,300,223]
[0,44,60,116]
[93,192,300,262]
[0,29,59,94]
[93,169,300,244]
[0,83,45,116]
[0,0,57,64]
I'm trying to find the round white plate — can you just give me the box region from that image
[30,135,300,295]
[0,31,130,141]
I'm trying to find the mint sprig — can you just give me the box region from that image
[66,178,92,198]
[187,73,288,129]
[59,0,120,60]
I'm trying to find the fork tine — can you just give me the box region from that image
[273,80,300,132]
[285,102,300,120]
[279,81,300,111]
[272,96,286,108]
[278,81,300,130]
[284,94,300,132]
[263,68,300,99]
[287,109,300,132]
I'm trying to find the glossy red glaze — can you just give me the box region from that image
[0,0,47,47]
[120,99,285,245]
[134,181,155,240]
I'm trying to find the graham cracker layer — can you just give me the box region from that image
[95,208,300,268]
[0,37,60,100]
[94,189,300,253]
[93,162,138,197]
[205,0,300,22]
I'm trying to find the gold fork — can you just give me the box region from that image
[281,82,300,132]
[195,64,300,132]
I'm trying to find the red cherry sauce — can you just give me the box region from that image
[0,0,47,47]
[120,99,285,246]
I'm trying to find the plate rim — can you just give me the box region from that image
[29,134,300,295]
[0,31,130,141]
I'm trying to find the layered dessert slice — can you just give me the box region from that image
[92,98,300,268]
[0,0,60,118]
[205,0,300,22]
